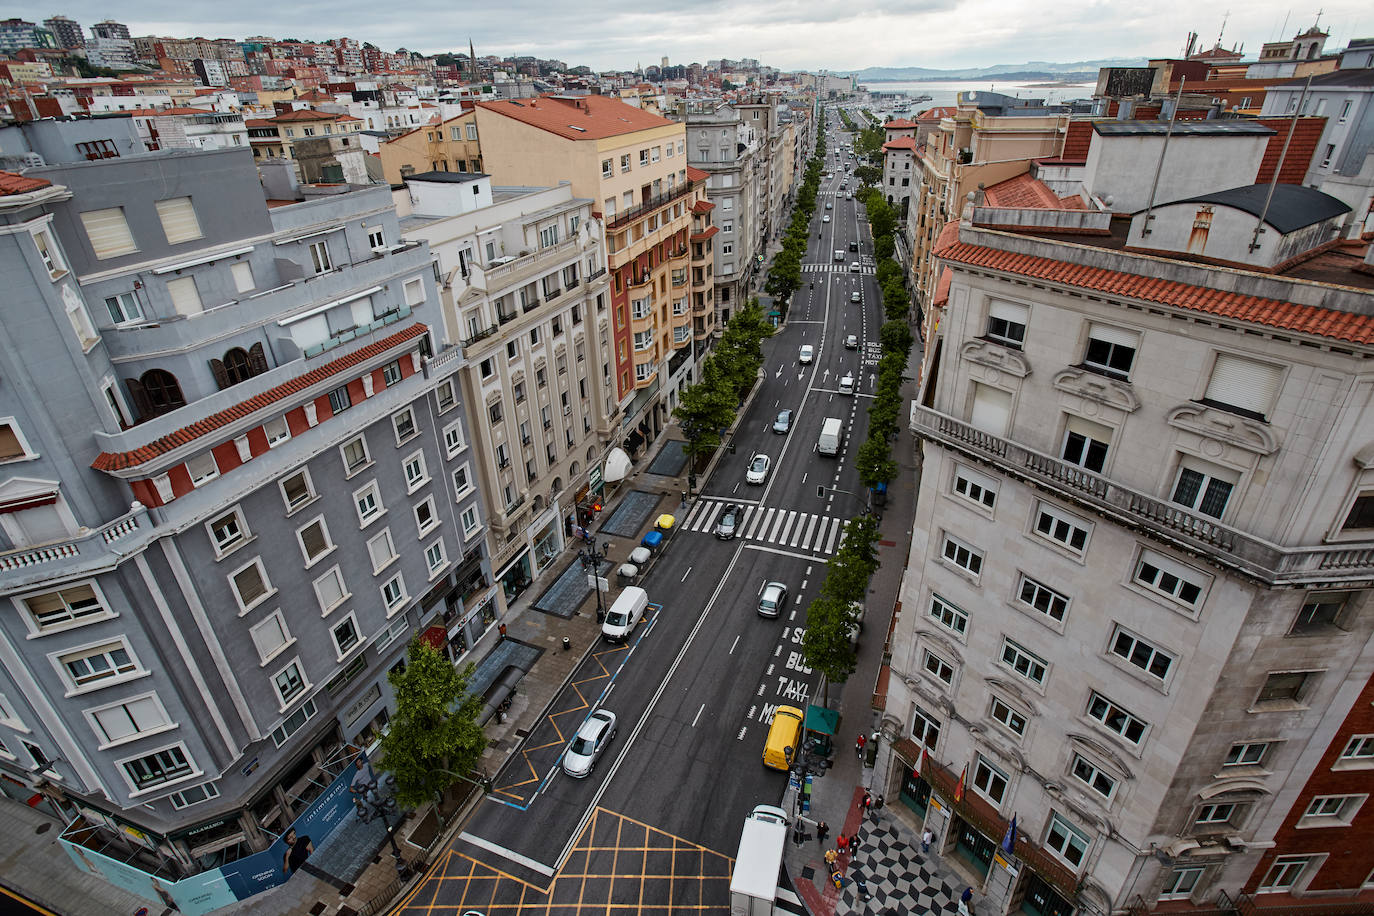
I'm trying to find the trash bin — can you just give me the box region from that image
[617,563,639,586]
[629,547,652,566]
[640,530,664,554]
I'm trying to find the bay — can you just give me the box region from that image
[858,79,1098,111]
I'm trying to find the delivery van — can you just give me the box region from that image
[818,417,843,456]
[762,705,804,770]
[833,249,845,262]
[601,586,648,643]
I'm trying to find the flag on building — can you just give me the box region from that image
[954,762,966,802]
[1001,813,1018,853]
[914,743,926,779]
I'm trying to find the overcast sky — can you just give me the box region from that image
[48,1,1370,73]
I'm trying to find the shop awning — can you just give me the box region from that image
[804,705,839,736]
[603,447,633,483]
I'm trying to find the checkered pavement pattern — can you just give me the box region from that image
[835,818,961,915]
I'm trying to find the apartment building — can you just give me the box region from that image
[245,107,363,161]
[0,139,491,905]
[395,172,614,610]
[881,118,918,217]
[881,135,1374,916]
[736,97,788,255]
[474,94,700,453]
[378,110,483,184]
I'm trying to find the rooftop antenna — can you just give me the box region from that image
[1251,73,1313,252]
[1140,76,1185,236]
[1216,11,1231,48]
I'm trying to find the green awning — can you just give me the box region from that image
[804,705,838,736]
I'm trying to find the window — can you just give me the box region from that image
[1087,691,1148,744]
[436,380,457,412]
[443,421,466,457]
[60,642,139,688]
[1061,415,1111,473]
[1171,459,1235,519]
[154,197,203,244]
[479,357,494,380]
[940,534,983,576]
[89,695,169,747]
[367,529,398,574]
[602,158,614,178]
[32,228,66,279]
[1256,670,1317,707]
[354,482,383,526]
[969,383,1012,436]
[1109,626,1175,682]
[620,153,631,172]
[461,505,479,537]
[425,538,447,575]
[207,508,248,555]
[1259,856,1314,892]
[1017,575,1069,624]
[972,757,1008,804]
[314,563,349,615]
[104,292,142,325]
[1045,812,1091,868]
[540,225,559,249]
[229,559,271,612]
[382,574,406,612]
[341,436,370,474]
[1339,99,1353,123]
[912,706,941,750]
[1133,549,1206,609]
[186,452,218,487]
[1341,735,1374,763]
[280,469,315,513]
[986,301,1027,347]
[1071,754,1117,800]
[1202,354,1282,420]
[21,584,110,633]
[332,615,361,658]
[296,517,333,566]
[1320,144,1335,168]
[990,697,1027,737]
[923,649,955,685]
[1082,325,1137,379]
[169,783,220,810]
[1033,503,1090,554]
[79,207,138,259]
[403,451,428,491]
[453,464,472,496]
[231,261,254,293]
[393,407,417,443]
[328,384,353,415]
[414,496,437,534]
[1001,638,1048,685]
[488,402,504,424]
[640,149,649,166]
[928,595,968,635]
[952,465,997,510]
[1225,742,1270,767]
[309,239,332,274]
[1301,795,1366,827]
[273,660,308,706]
[382,360,403,387]
[250,611,292,664]
[1195,802,1241,827]
[271,698,317,747]
[121,745,194,792]
[1341,494,1374,532]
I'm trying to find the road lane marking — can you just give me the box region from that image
[746,542,833,563]
[692,704,705,727]
[681,566,692,581]
[729,634,740,655]
[458,832,556,877]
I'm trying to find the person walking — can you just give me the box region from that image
[921,828,933,854]
[817,820,830,844]
[855,733,867,759]
[498,623,508,641]
[837,834,849,854]
[861,790,873,813]
[825,848,838,868]
[875,794,885,810]
[853,870,872,901]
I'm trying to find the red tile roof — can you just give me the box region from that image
[982,172,1070,210]
[270,108,338,122]
[883,136,918,151]
[686,166,709,181]
[0,171,52,195]
[885,118,918,129]
[477,94,677,141]
[916,106,957,122]
[934,234,1374,345]
[92,323,430,472]
[933,266,952,307]
[1255,116,1326,185]
[1062,120,1093,161]
[690,199,715,213]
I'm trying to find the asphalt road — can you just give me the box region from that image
[403,112,879,913]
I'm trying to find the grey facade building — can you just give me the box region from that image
[90,19,131,41]
[42,15,84,49]
[0,136,492,888]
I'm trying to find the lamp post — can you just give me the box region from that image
[579,540,611,623]
[353,776,411,880]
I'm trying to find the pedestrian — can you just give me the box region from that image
[825,848,838,868]
[848,832,860,852]
[793,822,805,846]
[921,828,933,853]
[959,886,975,916]
[817,820,830,843]
[853,870,872,901]
[875,794,885,810]
[837,834,849,854]
[862,789,873,812]
[855,733,867,759]
[498,623,508,640]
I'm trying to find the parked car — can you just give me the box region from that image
[758,581,790,618]
[773,409,793,433]
[845,334,858,349]
[746,453,771,484]
[562,709,617,777]
[799,344,814,363]
[715,503,741,539]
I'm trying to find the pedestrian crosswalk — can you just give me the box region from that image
[677,497,848,556]
[804,263,875,275]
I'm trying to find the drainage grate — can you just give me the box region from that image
[309,903,328,916]
[800,866,815,881]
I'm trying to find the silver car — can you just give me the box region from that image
[562,709,617,778]
[715,503,741,539]
[773,409,793,433]
[758,581,789,618]
[746,453,771,484]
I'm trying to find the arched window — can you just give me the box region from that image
[210,343,268,390]
[127,369,186,421]
[223,348,252,385]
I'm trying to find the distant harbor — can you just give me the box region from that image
[861,79,1097,111]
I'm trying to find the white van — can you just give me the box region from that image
[602,586,648,643]
[834,249,845,262]
[818,417,843,456]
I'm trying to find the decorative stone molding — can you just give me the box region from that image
[960,339,1031,379]
[1052,367,1141,412]
[1167,403,1281,456]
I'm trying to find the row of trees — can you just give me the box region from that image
[672,301,776,465]
[762,111,828,311]
[800,513,882,703]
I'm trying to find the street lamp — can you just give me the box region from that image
[353,775,411,880]
[579,540,611,622]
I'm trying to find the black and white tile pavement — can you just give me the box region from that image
[836,818,962,915]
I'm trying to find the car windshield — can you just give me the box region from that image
[606,611,628,626]
[752,457,766,471]
[570,733,597,755]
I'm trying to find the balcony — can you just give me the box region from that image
[588,267,607,281]
[628,272,652,289]
[482,236,582,289]
[462,323,499,347]
[606,182,695,231]
[497,310,517,325]
[521,297,542,314]
[911,405,1374,587]
[0,503,150,588]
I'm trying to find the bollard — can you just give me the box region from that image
[562,636,571,651]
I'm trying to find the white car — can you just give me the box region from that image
[746,453,771,484]
[562,709,617,778]
[850,291,861,303]
[822,215,831,223]
[845,334,858,349]
[799,344,814,364]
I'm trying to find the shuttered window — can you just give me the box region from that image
[231,262,254,293]
[1204,354,1282,419]
[298,519,331,564]
[970,383,1012,437]
[166,277,202,315]
[154,197,203,244]
[0,424,25,460]
[79,207,138,259]
[92,697,167,744]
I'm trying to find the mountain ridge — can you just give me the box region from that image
[848,59,1147,81]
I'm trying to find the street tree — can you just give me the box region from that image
[853,164,882,187]
[855,434,898,489]
[377,639,487,810]
[673,372,735,463]
[801,595,858,705]
[880,319,914,356]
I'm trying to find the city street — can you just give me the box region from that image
[396,112,883,914]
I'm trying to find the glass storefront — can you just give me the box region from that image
[954,819,996,877]
[499,550,532,604]
[900,767,931,816]
[532,514,561,572]
[1021,872,1074,916]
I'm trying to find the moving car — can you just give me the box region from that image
[799,344,814,363]
[762,706,804,770]
[849,240,858,251]
[839,373,855,395]
[850,291,861,303]
[562,709,617,777]
[845,334,858,349]
[746,453,771,484]
[825,202,833,209]
[758,581,789,618]
[773,408,793,433]
[715,503,741,540]
[822,214,831,223]
[850,262,861,272]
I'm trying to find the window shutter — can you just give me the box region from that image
[247,343,269,375]
[0,425,23,459]
[1065,415,1112,442]
[123,377,151,421]
[166,277,202,315]
[988,300,1027,323]
[1089,324,1137,347]
[154,197,203,244]
[970,384,1012,437]
[1204,354,1281,417]
[302,523,327,558]
[231,261,254,293]
[235,566,266,604]
[79,207,138,259]
[209,358,230,390]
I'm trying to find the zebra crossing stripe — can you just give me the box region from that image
[745,507,769,540]
[768,510,788,542]
[825,519,842,554]
[778,511,797,544]
[698,503,722,532]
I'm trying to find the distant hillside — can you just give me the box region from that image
[852,59,1147,81]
